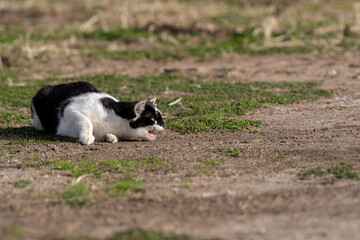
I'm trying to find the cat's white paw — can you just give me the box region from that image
[79,134,95,145]
[106,133,118,143]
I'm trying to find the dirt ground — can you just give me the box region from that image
[1,0,360,239]
[1,52,360,240]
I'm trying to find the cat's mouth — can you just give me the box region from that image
[148,131,157,140]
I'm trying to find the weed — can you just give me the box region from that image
[5,225,24,237]
[0,150,4,156]
[107,229,195,240]
[178,183,189,188]
[61,183,93,207]
[333,210,343,217]
[287,159,297,168]
[28,153,38,161]
[14,180,32,188]
[52,159,102,178]
[222,172,233,177]
[299,167,326,180]
[214,148,242,157]
[327,163,360,179]
[107,178,145,197]
[19,160,40,168]
[202,157,227,165]
[82,27,149,41]
[299,162,360,184]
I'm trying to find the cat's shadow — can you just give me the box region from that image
[0,126,147,144]
[0,126,77,143]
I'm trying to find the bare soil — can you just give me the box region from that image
[1,52,360,240]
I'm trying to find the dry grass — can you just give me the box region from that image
[1,0,360,81]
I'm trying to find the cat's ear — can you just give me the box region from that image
[134,101,146,118]
[149,97,157,104]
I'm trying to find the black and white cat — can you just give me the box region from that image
[30,81,164,145]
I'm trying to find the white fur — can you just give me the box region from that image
[55,92,163,145]
[31,102,44,131]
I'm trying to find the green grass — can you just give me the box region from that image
[51,156,170,177]
[1,0,360,65]
[166,117,261,134]
[52,159,102,178]
[82,27,149,41]
[202,157,227,165]
[327,163,360,180]
[214,148,243,157]
[19,160,41,168]
[94,47,184,61]
[61,183,93,207]
[299,162,360,184]
[4,225,24,237]
[14,180,32,188]
[28,153,38,161]
[89,23,360,61]
[0,111,31,125]
[0,74,331,136]
[107,229,195,240]
[0,126,77,144]
[106,177,145,197]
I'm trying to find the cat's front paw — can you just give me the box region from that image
[79,134,95,145]
[106,133,118,143]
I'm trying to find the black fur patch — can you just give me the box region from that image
[31,81,100,134]
[129,102,165,129]
[100,97,137,120]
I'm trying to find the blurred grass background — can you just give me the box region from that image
[1,0,360,70]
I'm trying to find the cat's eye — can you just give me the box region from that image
[151,118,155,122]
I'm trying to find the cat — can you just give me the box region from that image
[30,81,165,145]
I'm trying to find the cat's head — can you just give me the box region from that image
[129,97,165,141]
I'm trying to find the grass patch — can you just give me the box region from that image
[107,229,195,240]
[0,74,331,135]
[0,112,31,125]
[106,177,145,197]
[214,148,244,157]
[202,157,227,165]
[82,27,149,41]
[4,225,24,237]
[166,117,261,134]
[14,180,32,188]
[0,126,77,145]
[94,47,184,61]
[61,183,93,207]
[53,159,102,178]
[50,156,170,177]
[299,162,360,184]
[19,160,41,168]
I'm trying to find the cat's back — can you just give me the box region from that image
[31,81,101,134]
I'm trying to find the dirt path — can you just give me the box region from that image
[1,53,360,240]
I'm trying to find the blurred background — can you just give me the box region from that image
[0,0,360,80]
